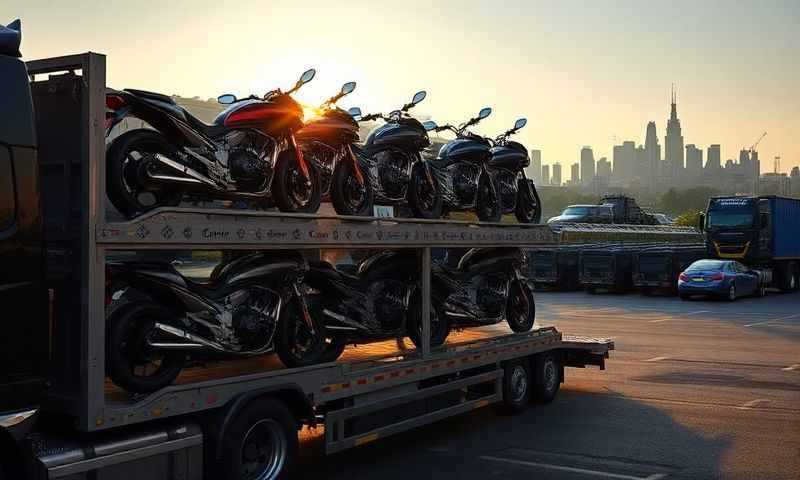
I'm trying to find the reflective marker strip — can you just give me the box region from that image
[354,433,380,446]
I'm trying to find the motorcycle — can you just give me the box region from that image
[488,118,542,223]
[350,91,439,218]
[431,247,535,333]
[422,107,504,221]
[296,82,373,216]
[104,69,320,218]
[303,250,450,363]
[104,251,325,394]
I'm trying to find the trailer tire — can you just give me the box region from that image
[779,263,798,293]
[499,360,531,414]
[218,399,298,480]
[531,352,561,404]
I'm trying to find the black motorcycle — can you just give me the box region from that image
[431,247,535,332]
[303,250,450,363]
[422,108,504,221]
[351,91,439,218]
[105,251,325,394]
[488,118,542,223]
[104,69,320,218]
[296,82,373,216]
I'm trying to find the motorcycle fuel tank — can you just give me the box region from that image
[365,118,430,152]
[296,109,360,145]
[435,138,491,168]
[489,141,529,170]
[214,95,304,135]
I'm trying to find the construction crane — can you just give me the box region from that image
[748,132,767,194]
[749,131,767,154]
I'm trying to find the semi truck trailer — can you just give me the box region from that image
[702,195,800,292]
[0,24,613,480]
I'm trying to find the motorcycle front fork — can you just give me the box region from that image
[292,282,318,334]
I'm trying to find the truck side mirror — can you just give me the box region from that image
[697,212,705,232]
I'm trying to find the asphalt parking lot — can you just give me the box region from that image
[299,290,800,480]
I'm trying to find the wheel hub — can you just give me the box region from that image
[510,365,528,402]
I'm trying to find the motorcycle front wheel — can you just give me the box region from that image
[331,160,374,216]
[106,129,183,218]
[107,303,185,394]
[408,163,443,219]
[506,280,535,333]
[272,150,322,213]
[476,173,503,222]
[275,299,326,368]
[407,294,450,348]
[514,179,541,224]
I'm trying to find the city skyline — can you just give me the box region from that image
[8,0,799,175]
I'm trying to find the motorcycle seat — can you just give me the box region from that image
[125,88,176,104]
[125,88,228,138]
[309,260,361,282]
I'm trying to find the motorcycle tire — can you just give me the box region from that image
[107,303,185,394]
[331,160,374,216]
[275,300,326,368]
[407,296,450,349]
[106,129,183,218]
[506,280,535,333]
[514,180,540,224]
[408,162,443,219]
[476,173,503,222]
[272,149,322,213]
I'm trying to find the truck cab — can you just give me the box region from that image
[0,19,49,474]
[705,197,768,262]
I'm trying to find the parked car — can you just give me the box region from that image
[547,205,613,225]
[678,259,765,301]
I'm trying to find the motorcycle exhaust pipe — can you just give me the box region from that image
[148,322,228,352]
[148,153,217,187]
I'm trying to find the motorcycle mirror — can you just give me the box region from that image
[347,107,363,120]
[341,81,356,95]
[217,94,237,105]
[478,107,492,120]
[514,118,527,130]
[299,68,316,85]
[422,120,438,131]
[411,90,427,106]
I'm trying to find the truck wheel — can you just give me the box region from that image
[219,399,298,480]
[779,263,798,293]
[531,352,561,404]
[757,281,767,298]
[499,360,531,414]
[107,304,185,394]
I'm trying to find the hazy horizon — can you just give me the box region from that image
[8,0,799,173]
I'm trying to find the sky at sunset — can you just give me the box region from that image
[8,0,800,174]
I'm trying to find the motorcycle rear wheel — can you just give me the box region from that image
[275,300,326,368]
[272,150,322,213]
[514,181,539,224]
[331,160,374,216]
[106,129,183,218]
[407,296,450,349]
[107,303,185,394]
[476,174,503,222]
[408,163,443,219]
[506,281,535,333]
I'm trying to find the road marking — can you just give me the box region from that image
[644,356,669,362]
[480,455,667,480]
[738,399,772,410]
[744,313,800,327]
[649,310,710,323]
[782,364,800,372]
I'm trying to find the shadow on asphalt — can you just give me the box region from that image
[298,389,730,479]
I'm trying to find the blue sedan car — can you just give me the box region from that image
[678,259,764,301]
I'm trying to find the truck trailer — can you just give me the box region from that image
[0,41,614,480]
[702,195,800,292]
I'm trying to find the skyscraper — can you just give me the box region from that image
[685,144,703,184]
[529,150,542,183]
[580,146,595,186]
[597,157,612,180]
[665,86,685,184]
[645,121,661,189]
[612,141,636,184]
[570,163,580,185]
[706,144,721,171]
[551,163,562,186]
[541,164,550,186]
